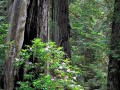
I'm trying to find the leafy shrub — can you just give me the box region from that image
[14,39,84,90]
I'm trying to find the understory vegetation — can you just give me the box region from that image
[14,39,84,90]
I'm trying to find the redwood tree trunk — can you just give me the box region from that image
[16,0,50,86]
[108,0,120,90]
[23,0,49,46]
[51,0,71,58]
[4,0,49,89]
[4,0,28,90]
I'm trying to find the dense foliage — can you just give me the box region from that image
[14,39,84,90]
[69,0,113,89]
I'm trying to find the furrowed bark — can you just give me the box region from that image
[37,0,49,42]
[51,0,71,58]
[23,0,50,75]
[4,0,28,90]
[23,0,49,45]
[5,0,51,89]
[108,0,120,90]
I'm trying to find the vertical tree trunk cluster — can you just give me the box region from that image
[108,0,120,90]
[4,0,70,90]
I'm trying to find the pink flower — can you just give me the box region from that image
[65,76,69,79]
[51,77,56,81]
[62,62,66,65]
[51,78,55,81]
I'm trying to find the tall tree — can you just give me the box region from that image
[51,0,71,58]
[4,0,49,89]
[4,0,28,90]
[108,0,120,90]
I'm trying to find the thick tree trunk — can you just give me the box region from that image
[24,0,49,45]
[51,0,59,44]
[108,0,120,90]
[39,0,50,42]
[4,0,28,90]
[16,0,50,85]
[23,0,50,76]
[5,0,50,89]
[51,0,71,58]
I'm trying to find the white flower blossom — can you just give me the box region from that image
[62,62,66,65]
[73,76,76,80]
[29,62,32,65]
[30,47,32,51]
[67,69,70,72]
[51,78,55,81]
[45,47,49,51]
[45,46,50,51]
[59,66,63,69]
[70,84,74,87]
[65,76,69,79]
[15,58,19,61]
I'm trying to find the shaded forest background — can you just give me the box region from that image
[0,0,119,90]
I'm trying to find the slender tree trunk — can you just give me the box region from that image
[108,0,120,90]
[51,0,71,58]
[4,0,28,90]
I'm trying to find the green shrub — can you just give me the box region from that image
[15,39,84,90]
